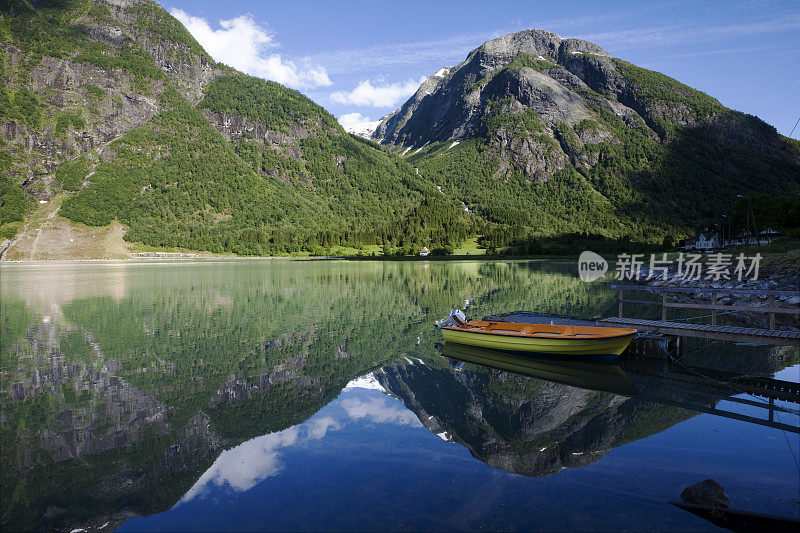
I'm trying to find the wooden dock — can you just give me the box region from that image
[605,284,799,346]
[612,284,799,327]
[599,317,800,347]
[486,310,800,347]
[480,309,799,430]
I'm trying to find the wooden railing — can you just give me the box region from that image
[611,284,800,330]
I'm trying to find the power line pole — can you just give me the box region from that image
[748,196,760,251]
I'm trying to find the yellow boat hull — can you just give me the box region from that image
[442,323,635,357]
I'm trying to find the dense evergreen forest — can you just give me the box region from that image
[58,84,471,255]
[1,0,798,257]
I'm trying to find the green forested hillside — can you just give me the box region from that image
[0,0,470,256]
[58,81,469,254]
[381,30,800,251]
[408,92,800,250]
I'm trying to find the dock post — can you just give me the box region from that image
[662,293,667,322]
[769,295,775,330]
[711,293,717,325]
[618,289,623,318]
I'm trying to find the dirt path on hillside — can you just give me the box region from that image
[1,132,135,261]
[28,203,61,260]
[2,195,131,261]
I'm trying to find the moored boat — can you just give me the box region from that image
[441,312,636,357]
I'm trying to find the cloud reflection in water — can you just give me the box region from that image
[180,379,418,503]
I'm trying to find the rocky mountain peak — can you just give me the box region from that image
[468,29,608,69]
[372,28,619,148]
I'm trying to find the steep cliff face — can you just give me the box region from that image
[0,0,468,258]
[0,0,221,191]
[375,30,610,147]
[374,28,792,156]
[373,29,800,243]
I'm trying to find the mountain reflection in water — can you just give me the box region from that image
[1,260,797,532]
[404,342,798,477]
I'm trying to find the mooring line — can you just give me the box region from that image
[659,344,800,475]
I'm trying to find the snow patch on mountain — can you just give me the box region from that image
[338,112,380,138]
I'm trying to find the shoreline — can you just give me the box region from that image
[0,254,560,264]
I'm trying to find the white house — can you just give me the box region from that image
[696,231,719,250]
[683,230,719,251]
[700,232,719,249]
[419,247,430,257]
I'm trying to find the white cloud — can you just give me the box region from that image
[341,397,421,426]
[170,9,331,89]
[331,77,425,108]
[176,390,426,505]
[180,427,300,502]
[338,113,380,137]
[179,413,346,503]
[307,416,342,440]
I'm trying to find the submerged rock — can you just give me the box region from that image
[680,478,731,508]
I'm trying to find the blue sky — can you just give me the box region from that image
[164,0,800,138]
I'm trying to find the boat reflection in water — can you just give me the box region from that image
[441,342,639,396]
[367,340,800,482]
[437,341,799,439]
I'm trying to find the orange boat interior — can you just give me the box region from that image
[448,321,636,339]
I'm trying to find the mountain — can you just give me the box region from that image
[1,4,797,259]
[0,0,468,258]
[374,30,800,250]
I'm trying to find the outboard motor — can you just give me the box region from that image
[448,309,468,328]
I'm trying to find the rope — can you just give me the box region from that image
[790,114,800,138]
[665,309,741,322]
[658,344,798,412]
[658,344,800,474]
[775,409,800,475]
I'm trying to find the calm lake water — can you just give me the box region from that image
[1,260,798,532]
